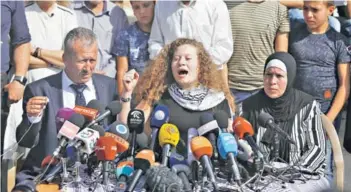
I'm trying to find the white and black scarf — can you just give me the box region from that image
[168,83,225,111]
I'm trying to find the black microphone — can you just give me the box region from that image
[214,110,229,132]
[87,100,105,114]
[127,109,145,157]
[258,112,296,145]
[86,100,122,127]
[126,158,150,192]
[198,113,220,160]
[145,165,184,192]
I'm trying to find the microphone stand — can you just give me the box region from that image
[73,150,82,190]
[61,157,69,182]
[272,133,279,161]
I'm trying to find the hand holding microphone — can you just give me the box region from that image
[26,96,49,117]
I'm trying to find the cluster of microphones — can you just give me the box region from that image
[17,99,298,192]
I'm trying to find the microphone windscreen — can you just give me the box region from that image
[214,110,229,129]
[104,132,129,153]
[95,136,117,161]
[41,155,59,168]
[108,121,130,140]
[190,136,213,160]
[150,104,170,128]
[258,112,273,127]
[106,101,122,116]
[145,166,183,192]
[200,112,215,125]
[233,117,254,139]
[158,123,180,147]
[68,113,86,129]
[135,149,155,165]
[217,133,238,159]
[90,124,105,136]
[55,108,75,130]
[134,158,151,171]
[127,109,145,134]
[87,100,105,114]
[136,133,149,149]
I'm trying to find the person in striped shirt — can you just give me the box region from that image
[241,52,330,191]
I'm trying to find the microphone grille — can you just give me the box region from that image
[258,112,273,127]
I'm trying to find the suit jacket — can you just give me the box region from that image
[14,72,118,191]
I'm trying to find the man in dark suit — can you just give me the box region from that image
[12,27,118,192]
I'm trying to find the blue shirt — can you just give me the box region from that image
[112,23,150,74]
[1,1,31,73]
[289,23,351,113]
[73,1,129,78]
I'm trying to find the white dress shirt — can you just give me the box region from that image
[28,71,97,123]
[148,0,233,66]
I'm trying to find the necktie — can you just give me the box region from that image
[70,84,87,106]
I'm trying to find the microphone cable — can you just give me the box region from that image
[0,104,46,158]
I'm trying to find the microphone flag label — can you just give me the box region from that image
[59,120,80,140]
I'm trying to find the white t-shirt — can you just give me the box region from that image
[25,3,78,83]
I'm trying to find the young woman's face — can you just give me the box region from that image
[171,44,200,89]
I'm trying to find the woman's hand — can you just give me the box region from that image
[122,69,139,94]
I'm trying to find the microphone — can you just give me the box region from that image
[190,136,217,188]
[150,104,170,150]
[169,152,187,166]
[41,155,60,168]
[116,161,134,181]
[86,100,107,126]
[233,117,265,159]
[214,110,229,132]
[95,136,118,185]
[73,105,99,122]
[258,113,296,145]
[217,132,242,184]
[158,123,180,166]
[73,127,103,155]
[86,101,122,127]
[87,99,105,114]
[187,128,198,165]
[126,150,154,192]
[171,164,192,192]
[127,109,145,157]
[106,121,130,153]
[108,121,130,140]
[105,132,129,154]
[55,108,75,130]
[115,161,134,191]
[53,113,85,157]
[41,147,77,183]
[198,113,220,160]
[145,166,183,192]
[136,133,149,149]
[135,149,156,165]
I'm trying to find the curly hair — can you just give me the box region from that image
[135,38,235,112]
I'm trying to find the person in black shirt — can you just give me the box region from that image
[118,38,235,151]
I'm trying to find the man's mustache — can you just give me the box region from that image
[79,69,89,76]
